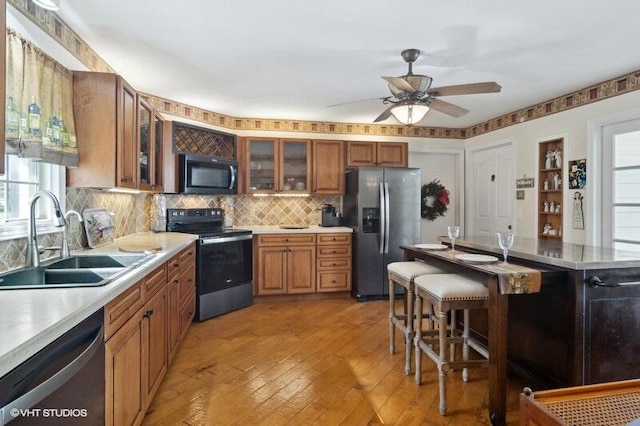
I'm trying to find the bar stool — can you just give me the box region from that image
[387,261,446,375]
[413,273,489,416]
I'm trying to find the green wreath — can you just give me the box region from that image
[421,179,450,221]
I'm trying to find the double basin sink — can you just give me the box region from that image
[0,254,155,290]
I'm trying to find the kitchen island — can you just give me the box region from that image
[404,236,640,426]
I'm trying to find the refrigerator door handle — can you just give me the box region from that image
[384,182,390,253]
[379,182,385,254]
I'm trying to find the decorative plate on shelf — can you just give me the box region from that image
[454,254,499,264]
[82,208,115,248]
[415,243,448,250]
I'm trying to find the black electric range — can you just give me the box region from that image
[166,208,253,321]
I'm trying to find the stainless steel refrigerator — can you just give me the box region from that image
[344,167,421,300]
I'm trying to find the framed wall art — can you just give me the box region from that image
[569,159,586,189]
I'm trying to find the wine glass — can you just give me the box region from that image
[447,225,460,251]
[496,232,515,263]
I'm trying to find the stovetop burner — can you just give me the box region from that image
[166,208,251,237]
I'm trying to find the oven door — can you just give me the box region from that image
[197,234,253,294]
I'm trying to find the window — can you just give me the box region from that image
[0,155,66,240]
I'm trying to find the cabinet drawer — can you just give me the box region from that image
[317,245,351,257]
[317,233,351,245]
[144,263,167,298]
[167,252,181,280]
[179,265,196,306]
[317,271,351,292]
[257,233,316,246]
[104,280,143,340]
[179,244,195,268]
[179,289,196,334]
[318,257,351,270]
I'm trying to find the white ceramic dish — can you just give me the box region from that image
[454,254,499,264]
[415,243,448,250]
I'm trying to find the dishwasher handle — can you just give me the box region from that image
[0,325,103,425]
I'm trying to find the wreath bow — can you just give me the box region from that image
[421,179,449,221]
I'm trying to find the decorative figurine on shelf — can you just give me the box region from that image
[545,151,553,169]
[544,179,550,190]
[552,172,561,190]
[556,203,561,213]
[550,201,555,212]
[554,149,562,168]
[544,201,549,212]
[543,223,552,235]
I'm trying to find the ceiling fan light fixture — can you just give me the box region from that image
[33,0,60,10]
[391,103,430,125]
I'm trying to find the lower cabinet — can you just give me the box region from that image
[105,242,195,426]
[255,233,352,295]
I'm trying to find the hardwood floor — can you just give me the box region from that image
[143,296,526,425]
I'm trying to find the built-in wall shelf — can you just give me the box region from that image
[538,138,564,240]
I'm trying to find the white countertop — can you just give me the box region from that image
[0,232,197,377]
[236,225,352,234]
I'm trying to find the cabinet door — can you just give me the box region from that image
[246,138,278,193]
[117,78,138,188]
[377,143,408,167]
[167,276,180,363]
[281,139,311,193]
[312,140,344,194]
[143,287,168,408]
[105,313,144,426]
[152,111,164,192]
[137,97,154,191]
[346,141,377,167]
[287,245,316,293]
[257,246,287,294]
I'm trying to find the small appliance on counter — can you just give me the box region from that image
[319,204,343,227]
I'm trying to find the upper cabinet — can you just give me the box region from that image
[67,72,163,192]
[345,141,408,168]
[243,138,311,194]
[312,140,344,195]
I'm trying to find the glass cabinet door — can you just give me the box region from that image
[152,111,164,191]
[247,138,276,193]
[281,139,310,192]
[137,98,153,190]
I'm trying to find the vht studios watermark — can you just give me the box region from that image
[9,407,88,419]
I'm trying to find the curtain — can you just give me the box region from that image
[5,28,79,167]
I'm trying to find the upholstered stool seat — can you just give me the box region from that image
[413,273,489,416]
[387,261,446,375]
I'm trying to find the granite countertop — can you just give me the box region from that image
[236,225,353,234]
[0,232,197,377]
[441,235,640,270]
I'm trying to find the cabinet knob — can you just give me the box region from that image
[143,309,154,319]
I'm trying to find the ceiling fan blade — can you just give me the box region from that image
[373,104,396,123]
[382,76,415,93]
[427,81,501,97]
[327,97,389,108]
[428,98,469,117]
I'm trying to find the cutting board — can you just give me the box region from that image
[279,224,308,229]
[82,208,115,248]
[118,244,163,253]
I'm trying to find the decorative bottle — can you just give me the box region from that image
[5,97,20,136]
[27,96,41,136]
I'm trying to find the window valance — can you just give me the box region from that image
[5,28,79,167]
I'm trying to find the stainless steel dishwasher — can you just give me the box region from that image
[0,309,105,425]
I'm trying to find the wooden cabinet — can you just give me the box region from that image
[316,233,352,292]
[538,138,564,240]
[152,111,164,192]
[68,72,162,191]
[346,141,408,168]
[244,138,311,194]
[312,140,345,194]
[105,243,195,425]
[255,234,316,295]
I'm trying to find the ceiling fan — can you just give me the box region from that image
[372,48,501,125]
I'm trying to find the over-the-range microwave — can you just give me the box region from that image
[179,153,238,195]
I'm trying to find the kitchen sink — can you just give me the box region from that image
[0,254,155,290]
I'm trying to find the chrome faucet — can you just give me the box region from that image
[62,210,83,258]
[25,191,66,267]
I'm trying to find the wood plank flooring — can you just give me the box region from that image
[143,296,526,425]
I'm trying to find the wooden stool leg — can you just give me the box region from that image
[449,310,457,364]
[404,286,414,375]
[462,309,470,382]
[438,307,448,415]
[414,293,423,385]
[389,278,396,354]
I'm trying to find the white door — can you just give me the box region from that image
[602,118,640,251]
[467,143,514,236]
[409,151,462,243]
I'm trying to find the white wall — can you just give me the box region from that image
[464,90,640,244]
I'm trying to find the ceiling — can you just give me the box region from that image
[56,0,640,129]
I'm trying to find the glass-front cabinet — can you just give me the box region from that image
[245,138,310,194]
[137,97,154,191]
[152,111,164,191]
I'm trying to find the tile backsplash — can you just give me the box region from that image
[0,189,341,273]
